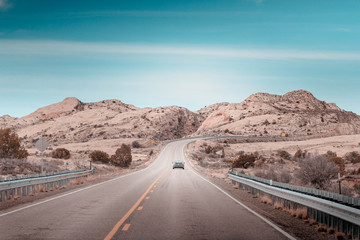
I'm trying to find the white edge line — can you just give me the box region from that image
[0,144,169,218]
[182,141,297,240]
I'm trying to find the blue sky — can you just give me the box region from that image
[1,0,360,117]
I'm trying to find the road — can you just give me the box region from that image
[0,139,293,240]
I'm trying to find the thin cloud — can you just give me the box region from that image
[0,40,359,61]
[0,0,12,11]
[248,0,265,5]
[335,28,350,32]
[69,10,254,18]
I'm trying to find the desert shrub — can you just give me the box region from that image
[344,151,360,163]
[263,119,270,125]
[279,170,292,183]
[254,169,267,178]
[325,151,337,158]
[296,155,339,189]
[111,144,132,167]
[205,146,212,154]
[254,167,291,183]
[329,156,345,176]
[89,150,110,163]
[0,158,37,175]
[131,141,141,148]
[278,150,291,160]
[354,183,360,193]
[52,148,71,159]
[264,168,279,181]
[353,155,360,164]
[293,149,307,159]
[0,128,28,159]
[149,150,154,156]
[233,154,256,169]
[204,145,225,158]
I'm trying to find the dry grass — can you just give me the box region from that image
[273,202,283,210]
[39,184,46,192]
[272,201,307,219]
[294,208,308,219]
[327,227,335,234]
[309,219,317,226]
[335,232,345,240]
[260,195,273,205]
[316,224,327,233]
[71,178,85,185]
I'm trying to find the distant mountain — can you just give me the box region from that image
[1,90,359,148]
[195,90,360,137]
[0,98,202,147]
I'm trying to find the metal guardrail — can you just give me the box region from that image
[0,169,94,202]
[229,171,360,208]
[229,172,360,238]
[0,169,91,183]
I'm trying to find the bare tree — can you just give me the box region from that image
[296,155,339,189]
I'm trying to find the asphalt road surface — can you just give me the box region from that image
[0,140,294,240]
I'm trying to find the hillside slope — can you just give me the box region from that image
[195,90,360,137]
[0,98,203,147]
[1,90,360,149]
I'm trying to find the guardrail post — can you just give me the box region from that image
[1,191,5,202]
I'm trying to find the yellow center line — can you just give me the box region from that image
[104,170,167,240]
[122,224,131,231]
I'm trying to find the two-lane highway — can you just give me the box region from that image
[0,140,294,239]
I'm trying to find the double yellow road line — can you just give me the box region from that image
[104,170,167,240]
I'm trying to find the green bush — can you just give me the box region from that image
[111,144,132,167]
[89,150,110,163]
[52,148,71,159]
[0,128,28,159]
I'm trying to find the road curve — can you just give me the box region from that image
[0,139,293,240]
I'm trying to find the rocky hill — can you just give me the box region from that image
[1,90,360,150]
[0,98,203,148]
[196,90,360,137]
